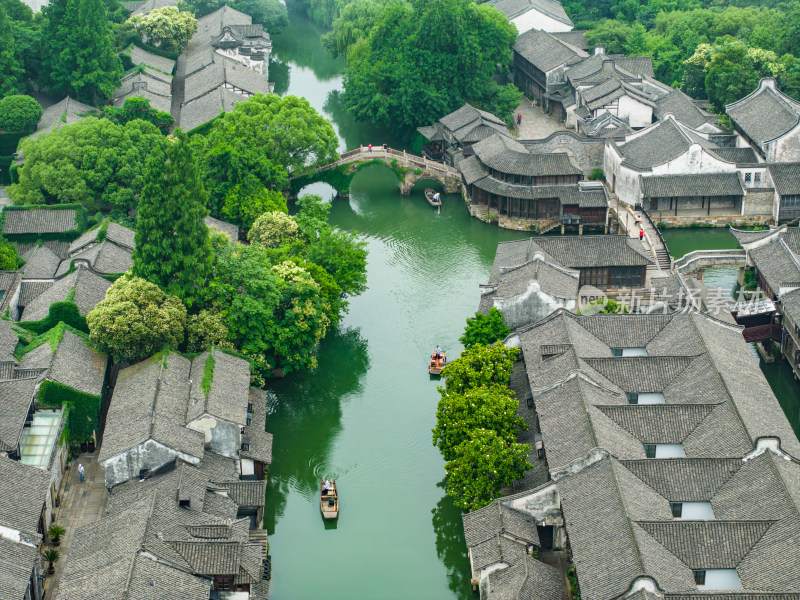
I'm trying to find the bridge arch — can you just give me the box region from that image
[290,146,462,198]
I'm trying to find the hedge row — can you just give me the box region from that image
[37,380,101,443]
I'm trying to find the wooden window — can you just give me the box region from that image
[670,502,683,517]
[611,267,643,287]
[694,570,706,585]
[627,393,639,404]
[744,172,752,182]
[611,348,623,357]
[644,444,656,458]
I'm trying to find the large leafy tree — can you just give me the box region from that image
[433,385,525,462]
[442,342,519,395]
[320,0,396,58]
[132,129,213,307]
[9,117,167,212]
[342,0,520,131]
[0,95,41,132]
[0,5,24,96]
[127,6,198,52]
[220,184,287,230]
[45,0,122,105]
[444,429,532,511]
[459,307,510,349]
[86,276,187,363]
[101,96,174,135]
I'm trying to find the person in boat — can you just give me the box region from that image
[435,345,443,359]
[433,192,440,204]
[323,478,330,495]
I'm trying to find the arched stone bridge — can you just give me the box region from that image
[317,146,462,195]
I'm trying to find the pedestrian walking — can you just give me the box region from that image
[383,143,388,152]
[78,463,85,483]
[368,143,373,153]
[639,229,644,241]
[517,113,522,126]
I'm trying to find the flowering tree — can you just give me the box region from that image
[442,342,519,394]
[127,6,198,52]
[444,429,532,511]
[459,307,510,349]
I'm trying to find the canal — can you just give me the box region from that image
[264,10,800,598]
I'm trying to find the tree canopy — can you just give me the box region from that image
[433,384,525,462]
[442,342,519,395]
[86,276,187,363]
[459,307,510,349]
[44,0,123,105]
[341,0,521,131]
[0,94,41,132]
[127,6,198,52]
[101,96,174,135]
[9,117,167,212]
[0,5,24,96]
[444,429,532,511]
[7,117,166,213]
[132,129,213,307]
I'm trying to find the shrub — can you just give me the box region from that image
[0,95,42,133]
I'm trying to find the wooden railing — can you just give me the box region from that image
[317,146,460,176]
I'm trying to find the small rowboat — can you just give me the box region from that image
[429,350,446,375]
[320,479,339,519]
[425,188,442,208]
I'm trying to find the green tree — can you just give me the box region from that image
[0,5,24,96]
[0,237,22,270]
[132,129,213,307]
[705,40,778,112]
[584,19,633,54]
[459,307,510,349]
[248,210,300,248]
[86,276,187,363]
[102,96,174,135]
[321,0,396,58]
[681,43,712,99]
[0,94,41,131]
[9,117,167,212]
[185,308,233,353]
[342,0,519,131]
[47,0,123,105]
[433,385,525,461]
[221,184,287,230]
[444,429,532,511]
[126,6,198,52]
[442,343,519,395]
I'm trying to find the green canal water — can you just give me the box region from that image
[264,12,800,597]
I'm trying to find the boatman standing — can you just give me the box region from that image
[433,192,440,204]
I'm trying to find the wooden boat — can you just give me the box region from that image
[425,188,442,207]
[429,350,446,375]
[320,479,339,519]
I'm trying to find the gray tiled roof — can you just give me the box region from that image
[641,172,744,199]
[0,456,50,534]
[654,87,714,130]
[187,350,250,426]
[129,45,176,75]
[726,79,800,147]
[440,103,506,133]
[490,0,572,25]
[18,280,51,307]
[729,225,780,246]
[30,97,95,141]
[129,0,178,15]
[531,235,652,267]
[20,244,61,279]
[583,355,695,392]
[242,387,273,464]
[0,536,38,599]
[0,319,19,362]
[582,77,655,112]
[711,147,759,164]
[2,207,78,235]
[204,216,239,242]
[617,119,694,169]
[67,240,134,275]
[113,70,172,114]
[21,267,111,322]
[611,55,655,78]
[768,163,800,196]
[747,230,800,295]
[551,30,588,50]
[620,458,742,501]
[185,57,270,103]
[637,520,773,569]
[472,133,581,177]
[100,353,206,462]
[181,86,246,132]
[514,28,587,74]
[19,328,107,396]
[597,403,716,443]
[0,378,36,452]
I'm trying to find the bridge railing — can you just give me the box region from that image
[317,146,460,176]
[673,249,747,273]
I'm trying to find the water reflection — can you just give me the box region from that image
[432,480,479,596]
[269,58,290,96]
[264,326,370,532]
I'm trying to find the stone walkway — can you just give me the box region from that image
[513,100,568,140]
[43,453,108,600]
